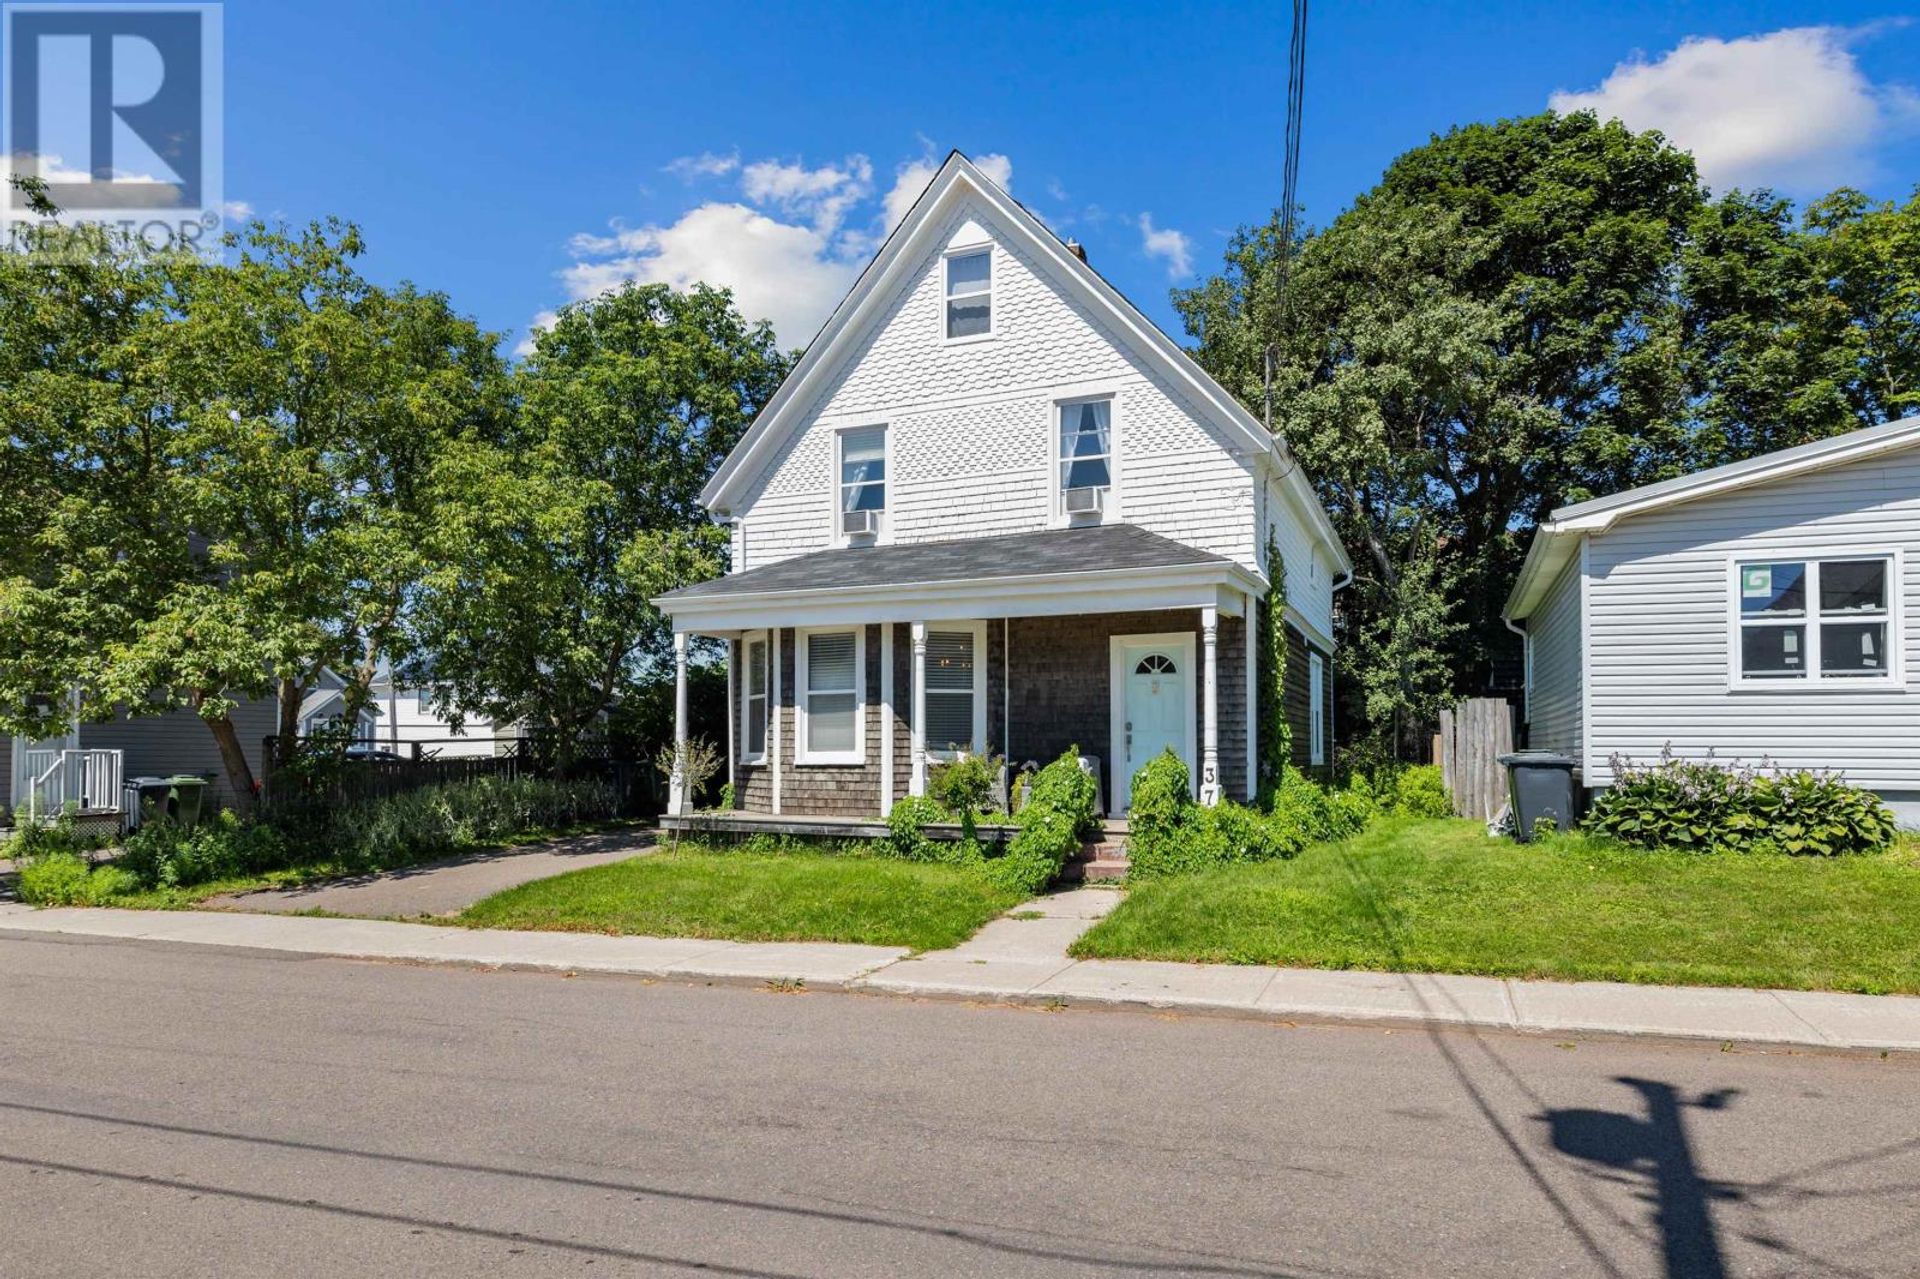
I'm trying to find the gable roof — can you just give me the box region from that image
[1505,414,1920,622]
[659,523,1232,603]
[698,151,1350,575]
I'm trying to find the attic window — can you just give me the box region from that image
[945,250,991,339]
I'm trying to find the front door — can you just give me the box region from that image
[1112,634,1195,813]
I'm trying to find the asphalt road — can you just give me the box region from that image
[3,931,1917,1278]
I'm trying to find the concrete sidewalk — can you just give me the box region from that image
[6,897,1920,1051]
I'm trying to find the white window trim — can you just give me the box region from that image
[1724,550,1905,691]
[941,245,995,345]
[738,630,770,764]
[830,423,890,547]
[795,625,867,765]
[1308,652,1327,765]
[1050,391,1120,527]
[924,619,988,762]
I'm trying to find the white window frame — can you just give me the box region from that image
[1308,652,1326,766]
[1050,391,1120,526]
[941,246,994,344]
[738,630,770,764]
[831,423,890,546]
[795,626,866,765]
[1725,550,1904,691]
[924,620,988,762]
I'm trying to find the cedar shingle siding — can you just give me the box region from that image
[727,609,1262,815]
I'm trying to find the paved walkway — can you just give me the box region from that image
[6,888,1920,1051]
[202,829,655,918]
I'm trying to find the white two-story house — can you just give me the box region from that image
[654,152,1349,819]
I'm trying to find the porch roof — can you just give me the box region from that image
[655,524,1264,632]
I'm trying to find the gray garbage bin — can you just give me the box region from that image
[165,775,209,829]
[1499,752,1580,842]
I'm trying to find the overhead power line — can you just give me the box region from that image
[1263,0,1308,436]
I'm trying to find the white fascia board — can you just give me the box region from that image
[657,563,1261,634]
[1503,524,1580,623]
[701,152,1280,513]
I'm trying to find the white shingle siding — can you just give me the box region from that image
[1579,447,1920,789]
[1524,557,1583,757]
[1262,476,1333,643]
[730,197,1272,577]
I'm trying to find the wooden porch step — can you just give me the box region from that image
[1060,837,1129,884]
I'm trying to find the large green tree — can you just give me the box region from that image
[415,282,790,752]
[1178,110,1920,754]
[0,221,507,807]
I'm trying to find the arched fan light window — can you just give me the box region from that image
[1134,654,1178,675]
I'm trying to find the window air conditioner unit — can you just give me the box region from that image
[842,508,880,536]
[1063,485,1107,515]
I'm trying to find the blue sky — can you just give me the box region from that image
[217,1,1920,355]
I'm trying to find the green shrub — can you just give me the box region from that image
[1384,765,1452,818]
[884,794,972,864]
[1587,752,1897,855]
[1126,752,1311,877]
[309,774,619,872]
[929,753,1003,837]
[1271,768,1371,843]
[981,749,1097,895]
[119,810,289,889]
[2,813,105,864]
[16,852,137,906]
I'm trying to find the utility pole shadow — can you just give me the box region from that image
[1546,1077,1742,1279]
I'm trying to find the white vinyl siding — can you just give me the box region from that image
[1524,556,1584,757]
[1583,445,1920,789]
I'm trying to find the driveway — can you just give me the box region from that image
[204,828,654,918]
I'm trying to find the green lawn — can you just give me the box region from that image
[1072,816,1920,994]
[458,848,1026,951]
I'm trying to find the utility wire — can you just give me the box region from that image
[1263,0,1308,438]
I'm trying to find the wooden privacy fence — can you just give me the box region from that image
[1438,698,1515,823]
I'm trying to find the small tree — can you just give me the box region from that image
[655,737,723,810]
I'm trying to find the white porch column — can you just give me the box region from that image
[1200,605,1220,805]
[771,628,783,815]
[725,638,736,794]
[669,630,690,815]
[879,624,895,816]
[909,621,928,797]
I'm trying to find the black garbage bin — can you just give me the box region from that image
[1499,752,1580,842]
[122,776,175,830]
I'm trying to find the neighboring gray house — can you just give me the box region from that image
[1504,415,1920,825]
[654,152,1351,819]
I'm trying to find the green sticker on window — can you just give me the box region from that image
[1741,566,1771,598]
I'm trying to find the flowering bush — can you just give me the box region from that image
[1586,750,1897,856]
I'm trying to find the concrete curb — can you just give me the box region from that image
[5,902,1920,1053]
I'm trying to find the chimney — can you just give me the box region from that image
[1066,238,1088,263]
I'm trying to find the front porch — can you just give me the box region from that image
[654,526,1288,822]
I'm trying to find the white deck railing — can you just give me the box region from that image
[21,748,124,821]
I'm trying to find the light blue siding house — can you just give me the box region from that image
[1504,415,1920,826]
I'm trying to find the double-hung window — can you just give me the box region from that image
[1734,556,1896,684]
[1057,398,1112,518]
[924,624,986,757]
[416,688,432,713]
[838,425,886,539]
[740,633,768,762]
[798,629,863,763]
[944,249,992,339]
[1308,652,1326,766]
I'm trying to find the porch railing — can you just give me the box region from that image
[21,748,125,821]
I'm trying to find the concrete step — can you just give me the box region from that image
[1061,838,1129,884]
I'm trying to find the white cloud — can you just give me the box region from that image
[739,154,872,233]
[538,146,1019,351]
[1550,26,1920,192]
[556,202,861,347]
[882,150,1012,231]
[665,150,739,180]
[1137,213,1193,279]
[220,199,253,222]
